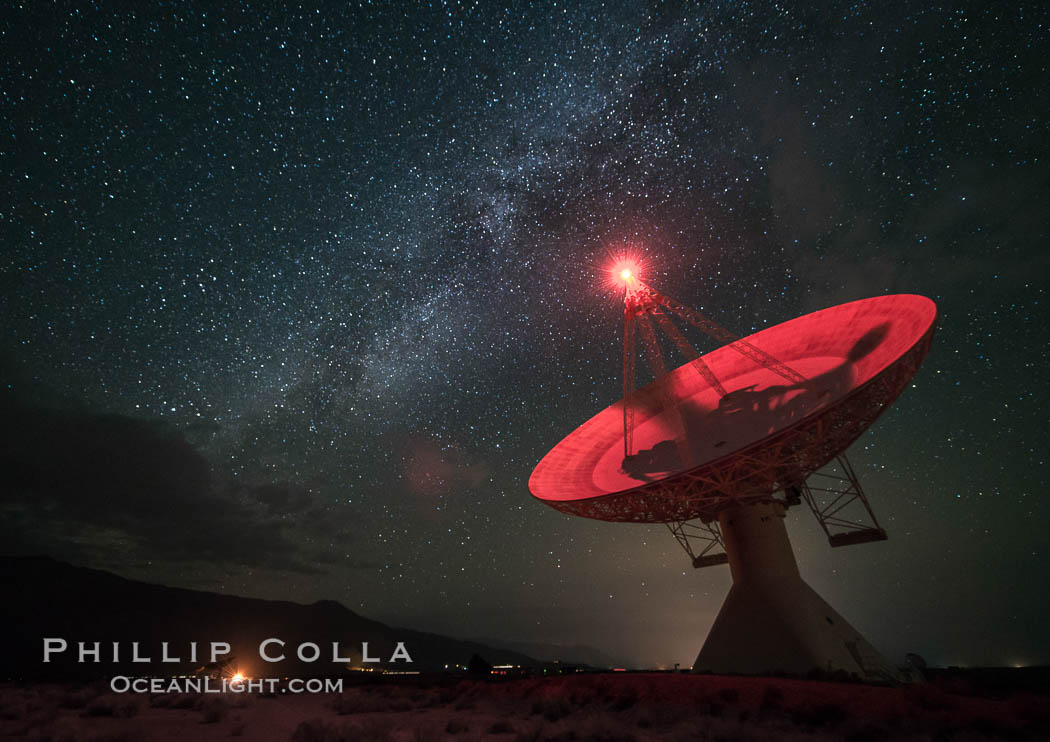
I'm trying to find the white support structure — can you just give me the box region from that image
[693,500,902,682]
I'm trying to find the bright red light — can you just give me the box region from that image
[609,256,643,290]
[600,243,647,295]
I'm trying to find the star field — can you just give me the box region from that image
[2,2,1048,667]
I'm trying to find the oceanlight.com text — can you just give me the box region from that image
[109,676,344,694]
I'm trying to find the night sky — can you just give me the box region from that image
[2,2,1048,670]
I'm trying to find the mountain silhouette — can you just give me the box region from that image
[0,555,539,681]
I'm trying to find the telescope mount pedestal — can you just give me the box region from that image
[693,500,901,683]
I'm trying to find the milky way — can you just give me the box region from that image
[2,2,1048,667]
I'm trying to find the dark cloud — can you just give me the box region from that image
[0,389,326,575]
[245,482,315,515]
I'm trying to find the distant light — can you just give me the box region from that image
[231,672,244,683]
[621,268,632,281]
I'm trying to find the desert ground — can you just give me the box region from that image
[2,671,1048,741]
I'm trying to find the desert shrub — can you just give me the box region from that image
[330,688,419,715]
[401,686,444,709]
[549,715,637,742]
[789,701,847,728]
[513,723,544,742]
[329,693,357,715]
[452,697,476,711]
[698,715,818,742]
[292,718,334,742]
[228,693,254,709]
[84,730,141,742]
[670,728,703,742]
[716,688,740,705]
[82,696,123,717]
[407,723,442,742]
[445,680,477,703]
[391,688,426,709]
[699,700,724,718]
[200,696,230,723]
[609,687,638,712]
[330,691,385,715]
[444,717,469,734]
[703,716,768,742]
[1008,692,1050,728]
[531,697,572,722]
[759,684,783,713]
[57,688,93,710]
[841,719,890,742]
[585,724,638,742]
[10,706,55,740]
[350,716,395,742]
[0,699,23,721]
[415,687,447,708]
[166,693,199,710]
[968,714,1020,738]
[568,688,600,707]
[632,705,680,731]
[488,719,514,734]
[291,718,361,742]
[32,717,81,742]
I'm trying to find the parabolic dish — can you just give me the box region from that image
[529,294,937,523]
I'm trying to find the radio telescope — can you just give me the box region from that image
[529,269,936,682]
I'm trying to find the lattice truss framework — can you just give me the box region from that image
[664,453,889,569]
[666,519,729,569]
[797,455,888,548]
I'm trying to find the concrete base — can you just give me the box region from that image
[693,501,901,682]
